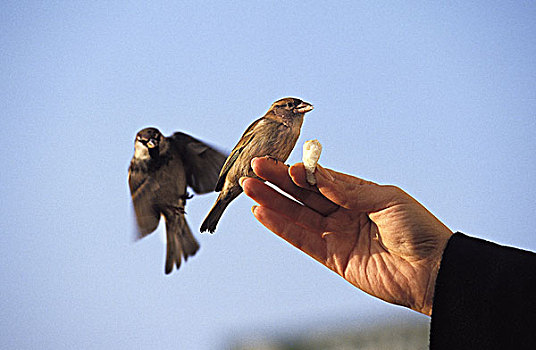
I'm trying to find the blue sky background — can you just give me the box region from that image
[1,1,535,349]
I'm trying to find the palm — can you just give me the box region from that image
[320,202,442,314]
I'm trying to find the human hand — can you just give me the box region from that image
[241,157,452,316]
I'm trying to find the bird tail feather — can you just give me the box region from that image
[200,189,241,233]
[164,211,199,274]
[200,199,229,233]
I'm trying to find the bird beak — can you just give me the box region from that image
[147,139,158,148]
[295,101,314,114]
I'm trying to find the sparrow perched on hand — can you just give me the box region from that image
[200,97,313,233]
[128,127,226,274]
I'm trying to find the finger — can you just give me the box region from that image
[241,177,328,233]
[288,163,319,190]
[293,163,403,213]
[251,157,339,216]
[290,163,376,188]
[251,205,328,264]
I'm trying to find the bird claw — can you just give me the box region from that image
[181,192,194,200]
[266,155,280,164]
[173,206,186,215]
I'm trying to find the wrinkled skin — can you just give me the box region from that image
[241,157,452,316]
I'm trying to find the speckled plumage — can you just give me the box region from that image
[200,97,313,233]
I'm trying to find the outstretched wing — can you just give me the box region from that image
[170,132,228,194]
[128,166,161,238]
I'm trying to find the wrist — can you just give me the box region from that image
[420,234,451,316]
[420,257,442,315]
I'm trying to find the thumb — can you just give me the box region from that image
[314,165,403,213]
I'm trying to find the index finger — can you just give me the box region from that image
[251,157,339,216]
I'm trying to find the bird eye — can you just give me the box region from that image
[287,102,294,108]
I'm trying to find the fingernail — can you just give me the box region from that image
[251,157,258,168]
[239,177,248,188]
[251,205,258,214]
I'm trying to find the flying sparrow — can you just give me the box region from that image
[129,127,226,274]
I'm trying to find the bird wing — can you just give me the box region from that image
[128,167,161,238]
[170,132,228,194]
[214,118,261,191]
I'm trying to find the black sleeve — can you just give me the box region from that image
[430,232,536,349]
